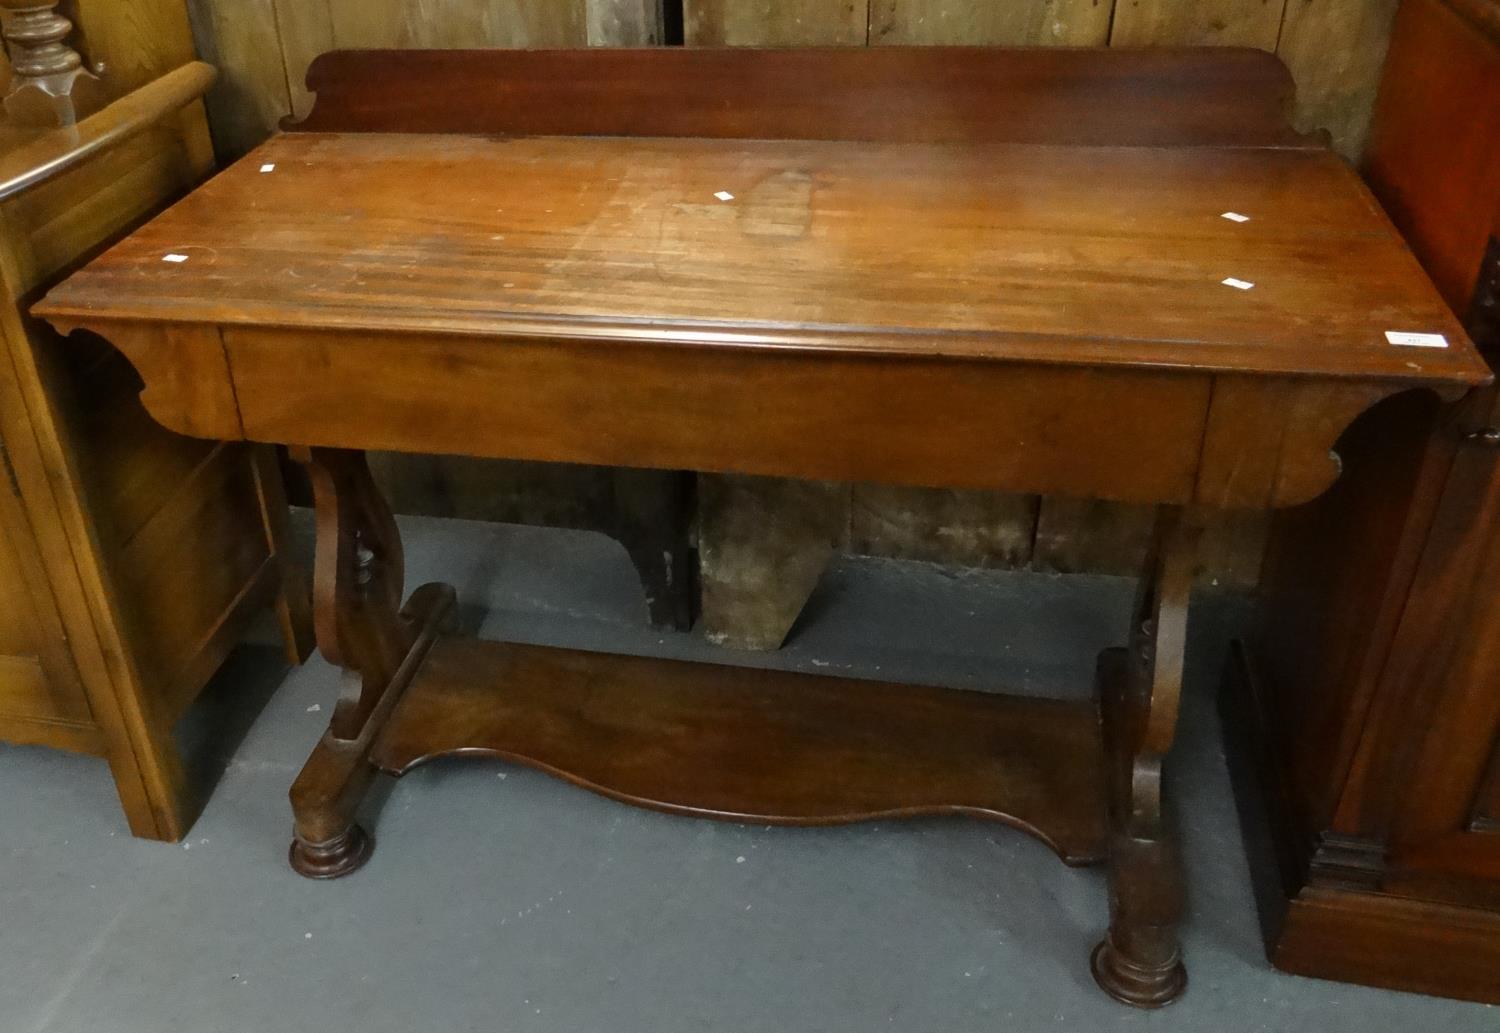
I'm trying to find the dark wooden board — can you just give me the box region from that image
[288,46,1311,148]
[371,636,1110,864]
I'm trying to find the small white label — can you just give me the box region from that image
[260,163,276,173]
[714,190,735,201]
[162,253,190,263]
[1221,277,1255,290]
[1221,211,1251,223]
[1385,330,1449,348]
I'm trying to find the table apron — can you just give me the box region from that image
[59,319,1420,509]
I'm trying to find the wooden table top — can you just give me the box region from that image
[37,129,1489,387]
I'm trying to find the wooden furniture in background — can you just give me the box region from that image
[2,0,206,104]
[0,0,105,126]
[1223,0,1500,1004]
[37,47,1487,1006]
[0,41,312,840]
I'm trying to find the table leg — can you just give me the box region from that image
[287,446,454,878]
[1090,505,1203,1007]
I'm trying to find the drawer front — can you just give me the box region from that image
[224,328,1214,505]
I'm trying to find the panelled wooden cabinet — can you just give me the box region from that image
[0,63,311,841]
[1225,0,1500,1003]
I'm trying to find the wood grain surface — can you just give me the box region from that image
[38,129,1481,386]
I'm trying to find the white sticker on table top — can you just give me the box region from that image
[1221,211,1251,223]
[1221,277,1255,290]
[714,190,735,201]
[1385,330,1449,348]
[162,253,190,263]
[260,163,276,173]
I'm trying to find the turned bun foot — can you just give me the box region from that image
[289,825,373,879]
[1090,937,1186,1008]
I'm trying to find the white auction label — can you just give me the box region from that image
[1384,331,1449,348]
[162,253,190,263]
[1221,212,1251,223]
[1221,277,1255,290]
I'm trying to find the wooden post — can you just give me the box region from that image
[1,0,105,127]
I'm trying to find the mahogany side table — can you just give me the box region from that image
[33,47,1490,1007]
